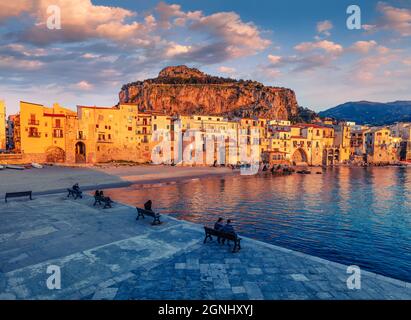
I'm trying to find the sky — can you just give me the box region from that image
[0,0,410,115]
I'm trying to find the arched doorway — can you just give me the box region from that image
[75,142,86,163]
[292,148,308,164]
[46,146,65,163]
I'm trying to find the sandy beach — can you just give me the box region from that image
[0,165,233,195]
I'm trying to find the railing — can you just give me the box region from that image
[28,132,41,138]
[28,120,39,125]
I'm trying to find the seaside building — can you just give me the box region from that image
[365,128,401,164]
[76,104,153,164]
[389,123,411,161]
[16,101,76,162]
[0,100,6,150]
[350,127,370,162]
[2,99,410,166]
[6,115,16,150]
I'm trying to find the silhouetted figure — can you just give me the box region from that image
[100,190,112,203]
[94,190,100,197]
[214,217,224,231]
[72,183,80,192]
[144,200,153,212]
[214,217,224,243]
[222,219,235,235]
[221,219,236,245]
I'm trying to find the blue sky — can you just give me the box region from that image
[0,0,410,114]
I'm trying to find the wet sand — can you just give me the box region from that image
[0,165,233,195]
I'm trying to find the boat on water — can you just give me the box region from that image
[31,163,43,169]
[0,165,4,170]
[297,169,311,174]
[6,165,25,170]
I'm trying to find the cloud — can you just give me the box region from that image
[349,40,378,54]
[0,1,32,21]
[75,80,93,90]
[295,40,343,54]
[350,46,399,83]
[367,2,411,37]
[12,0,157,47]
[218,66,236,74]
[316,20,333,36]
[0,55,43,70]
[165,43,192,57]
[267,55,281,64]
[191,12,271,59]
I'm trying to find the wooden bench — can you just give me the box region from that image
[203,226,242,253]
[67,188,83,199]
[93,195,113,209]
[136,207,161,225]
[5,191,33,203]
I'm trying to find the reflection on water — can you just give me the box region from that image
[105,167,411,282]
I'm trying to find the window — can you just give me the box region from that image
[53,129,63,138]
[128,127,132,131]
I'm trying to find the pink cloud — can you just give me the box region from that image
[316,20,333,36]
[374,2,411,36]
[0,1,32,21]
[350,40,378,54]
[294,40,343,54]
[267,55,282,64]
[218,66,236,74]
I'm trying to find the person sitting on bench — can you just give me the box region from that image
[214,217,224,231]
[144,200,153,212]
[214,217,224,243]
[100,191,112,203]
[73,183,80,192]
[94,190,100,197]
[221,219,236,244]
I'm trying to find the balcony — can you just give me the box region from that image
[28,132,41,138]
[28,120,39,125]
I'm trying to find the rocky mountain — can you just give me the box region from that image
[119,65,299,120]
[319,101,411,125]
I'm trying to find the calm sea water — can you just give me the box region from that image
[106,167,411,282]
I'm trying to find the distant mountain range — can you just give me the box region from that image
[319,101,411,125]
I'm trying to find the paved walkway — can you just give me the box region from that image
[0,194,410,300]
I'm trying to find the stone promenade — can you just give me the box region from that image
[0,194,410,300]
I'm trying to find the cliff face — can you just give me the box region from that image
[119,66,299,120]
